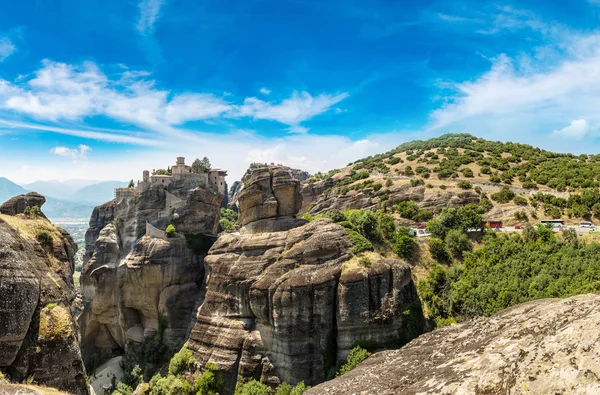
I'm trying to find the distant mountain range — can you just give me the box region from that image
[0,177,127,218]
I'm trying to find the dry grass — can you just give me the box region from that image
[38,303,73,341]
[0,214,63,244]
[0,382,71,395]
[342,251,382,275]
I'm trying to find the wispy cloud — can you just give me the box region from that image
[235,91,349,132]
[136,0,166,34]
[50,144,91,160]
[0,60,348,144]
[0,37,15,62]
[259,87,271,95]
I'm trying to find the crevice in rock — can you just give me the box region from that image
[269,169,280,218]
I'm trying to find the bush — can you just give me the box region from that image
[234,379,272,395]
[220,218,234,233]
[429,238,451,263]
[345,229,374,254]
[38,304,73,341]
[165,224,177,238]
[337,347,371,376]
[194,363,223,395]
[24,205,41,218]
[410,178,425,187]
[461,168,474,177]
[275,382,310,395]
[168,346,196,376]
[385,178,393,187]
[439,184,447,190]
[513,196,528,206]
[445,230,472,257]
[358,257,372,267]
[149,373,192,395]
[112,382,133,395]
[457,181,472,189]
[393,227,417,258]
[36,230,53,248]
[491,187,515,203]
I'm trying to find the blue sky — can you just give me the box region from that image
[2,0,600,183]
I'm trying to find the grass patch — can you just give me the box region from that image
[38,303,73,341]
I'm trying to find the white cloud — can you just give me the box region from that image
[0,60,348,143]
[50,144,91,161]
[553,120,590,140]
[0,37,15,62]
[236,91,349,131]
[428,31,600,149]
[259,87,271,95]
[137,0,166,34]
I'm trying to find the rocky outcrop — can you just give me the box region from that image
[187,167,422,393]
[308,294,600,395]
[79,178,222,361]
[0,192,47,218]
[0,200,88,394]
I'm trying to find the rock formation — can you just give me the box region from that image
[0,197,88,394]
[0,192,47,218]
[79,177,223,361]
[302,175,480,216]
[308,294,600,395]
[186,167,422,393]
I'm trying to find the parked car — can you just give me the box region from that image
[514,225,523,230]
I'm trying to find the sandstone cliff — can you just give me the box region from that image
[79,178,223,362]
[308,294,600,395]
[0,197,88,394]
[186,167,422,393]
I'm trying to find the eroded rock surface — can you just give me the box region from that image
[308,294,600,395]
[79,179,222,360]
[0,192,47,218]
[187,167,421,393]
[0,200,88,394]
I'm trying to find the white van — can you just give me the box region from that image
[580,221,595,230]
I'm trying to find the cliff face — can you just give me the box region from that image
[186,167,421,393]
[308,294,600,395]
[0,198,88,394]
[79,179,222,360]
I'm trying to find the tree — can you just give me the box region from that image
[168,346,196,376]
[445,229,472,257]
[429,238,451,263]
[192,157,212,173]
[128,179,135,188]
[393,227,417,258]
[195,363,223,395]
[234,379,271,395]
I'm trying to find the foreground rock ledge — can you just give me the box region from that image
[307,294,600,395]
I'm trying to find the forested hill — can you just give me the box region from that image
[342,133,600,192]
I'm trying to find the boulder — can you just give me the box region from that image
[307,294,600,395]
[0,192,47,217]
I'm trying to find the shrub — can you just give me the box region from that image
[24,205,41,218]
[385,178,393,187]
[275,382,310,395]
[0,371,5,382]
[36,230,54,248]
[491,187,515,203]
[165,224,177,238]
[461,168,474,177]
[393,227,417,258]
[439,184,447,190]
[194,363,223,395]
[346,210,380,242]
[168,346,196,376]
[429,238,451,263]
[358,257,372,267]
[112,382,133,395]
[220,218,234,233]
[404,166,414,176]
[445,229,472,257]
[337,347,371,376]
[345,229,374,254]
[410,178,425,187]
[513,196,528,206]
[234,379,272,395]
[457,181,472,190]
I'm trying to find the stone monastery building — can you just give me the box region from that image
[116,157,227,198]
